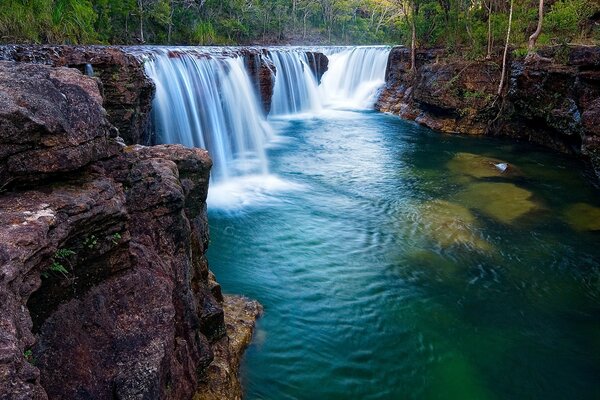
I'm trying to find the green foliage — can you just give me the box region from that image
[24,349,35,364]
[43,247,75,278]
[111,232,122,245]
[84,235,98,249]
[0,0,598,46]
[544,0,595,43]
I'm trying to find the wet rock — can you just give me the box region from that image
[0,45,155,145]
[195,295,263,400]
[305,52,329,84]
[243,51,277,114]
[447,153,520,179]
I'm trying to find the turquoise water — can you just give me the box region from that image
[207,110,600,399]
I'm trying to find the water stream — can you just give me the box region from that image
[142,46,600,399]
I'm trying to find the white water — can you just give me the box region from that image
[269,50,322,116]
[143,49,272,181]
[141,46,390,206]
[320,47,390,109]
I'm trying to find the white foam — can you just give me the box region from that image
[208,174,304,210]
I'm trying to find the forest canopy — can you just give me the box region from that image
[0,0,599,54]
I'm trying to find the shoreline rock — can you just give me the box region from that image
[376,45,600,182]
[0,61,261,400]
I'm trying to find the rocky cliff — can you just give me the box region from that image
[376,46,600,181]
[0,45,155,146]
[0,61,261,400]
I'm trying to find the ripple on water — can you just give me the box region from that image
[208,111,600,400]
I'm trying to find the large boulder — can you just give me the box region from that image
[0,45,155,145]
[0,61,119,187]
[0,61,261,400]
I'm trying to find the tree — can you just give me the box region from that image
[527,0,544,53]
[396,0,418,70]
[498,0,513,95]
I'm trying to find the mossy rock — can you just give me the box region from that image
[457,182,538,224]
[563,203,600,231]
[418,199,493,252]
[447,152,520,179]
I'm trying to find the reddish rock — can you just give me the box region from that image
[0,45,155,145]
[0,62,260,400]
[243,51,277,114]
[0,61,119,187]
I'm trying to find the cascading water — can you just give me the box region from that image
[268,50,322,116]
[143,49,272,181]
[139,46,391,207]
[320,46,390,109]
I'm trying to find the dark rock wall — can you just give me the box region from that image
[306,51,329,84]
[0,61,260,400]
[376,46,600,180]
[0,45,155,146]
[243,50,277,115]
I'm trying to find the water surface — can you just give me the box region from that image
[208,110,600,399]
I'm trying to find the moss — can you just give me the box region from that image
[562,203,600,231]
[447,152,519,179]
[418,200,493,252]
[457,182,539,224]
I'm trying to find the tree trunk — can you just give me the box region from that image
[410,4,417,71]
[528,0,544,52]
[168,0,174,44]
[498,0,513,96]
[138,0,144,43]
[486,0,492,59]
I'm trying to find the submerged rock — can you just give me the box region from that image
[457,182,539,224]
[563,203,600,231]
[447,152,519,180]
[418,200,493,252]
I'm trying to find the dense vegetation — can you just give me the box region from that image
[0,0,598,54]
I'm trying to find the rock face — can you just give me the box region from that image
[306,51,329,84]
[0,62,260,400]
[0,45,155,145]
[243,50,277,114]
[377,46,600,180]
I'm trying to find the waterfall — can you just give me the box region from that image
[268,50,322,116]
[143,49,272,181]
[139,46,391,191]
[320,46,390,109]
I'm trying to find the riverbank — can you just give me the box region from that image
[376,45,600,183]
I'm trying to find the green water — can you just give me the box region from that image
[207,110,600,399]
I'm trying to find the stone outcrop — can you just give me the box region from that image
[377,45,600,180]
[243,50,277,114]
[0,45,155,145]
[0,61,260,399]
[306,51,329,84]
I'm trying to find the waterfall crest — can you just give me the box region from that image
[140,46,391,188]
[143,49,272,181]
